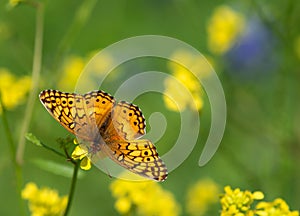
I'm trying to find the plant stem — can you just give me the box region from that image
[0,95,25,216]
[64,161,80,216]
[16,2,44,165]
[0,95,16,163]
[40,141,66,158]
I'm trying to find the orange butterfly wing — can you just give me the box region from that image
[39,89,115,141]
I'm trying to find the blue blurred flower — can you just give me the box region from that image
[225,18,278,79]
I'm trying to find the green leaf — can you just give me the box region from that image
[31,158,85,179]
[25,133,42,147]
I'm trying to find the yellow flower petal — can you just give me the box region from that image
[115,197,131,214]
[220,186,264,215]
[71,145,88,160]
[21,182,38,200]
[73,138,79,145]
[253,191,264,200]
[256,198,299,216]
[80,157,91,170]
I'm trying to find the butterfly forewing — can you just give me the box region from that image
[39,90,115,142]
[82,90,115,135]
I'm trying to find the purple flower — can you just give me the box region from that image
[225,18,278,79]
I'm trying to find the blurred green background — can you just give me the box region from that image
[1,0,300,215]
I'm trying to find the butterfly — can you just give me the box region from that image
[39,89,168,181]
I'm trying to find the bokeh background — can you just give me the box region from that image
[1,0,300,215]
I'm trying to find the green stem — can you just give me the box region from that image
[64,161,80,216]
[16,2,44,165]
[40,141,66,158]
[0,94,16,163]
[0,95,25,216]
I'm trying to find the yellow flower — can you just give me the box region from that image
[0,68,31,114]
[86,51,114,76]
[186,178,220,216]
[57,53,114,92]
[207,5,245,55]
[71,139,91,170]
[22,182,68,216]
[115,197,131,214]
[57,56,85,92]
[220,186,264,215]
[164,50,211,112]
[110,173,181,216]
[255,198,299,216]
[169,49,214,78]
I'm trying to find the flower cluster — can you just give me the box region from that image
[220,186,299,216]
[220,186,264,215]
[0,68,31,114]
[22,182,68,216]
[164,50,212,112]
[207,5,245,55]
[110,174,180,216]
[186,178,220,216]
[255,198,299,216]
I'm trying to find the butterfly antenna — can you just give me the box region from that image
[104,163,112,179]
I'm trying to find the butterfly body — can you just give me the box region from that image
[39,89,167,181]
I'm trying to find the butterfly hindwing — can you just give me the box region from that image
[110,101,146,140]
[102,139,168,181]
